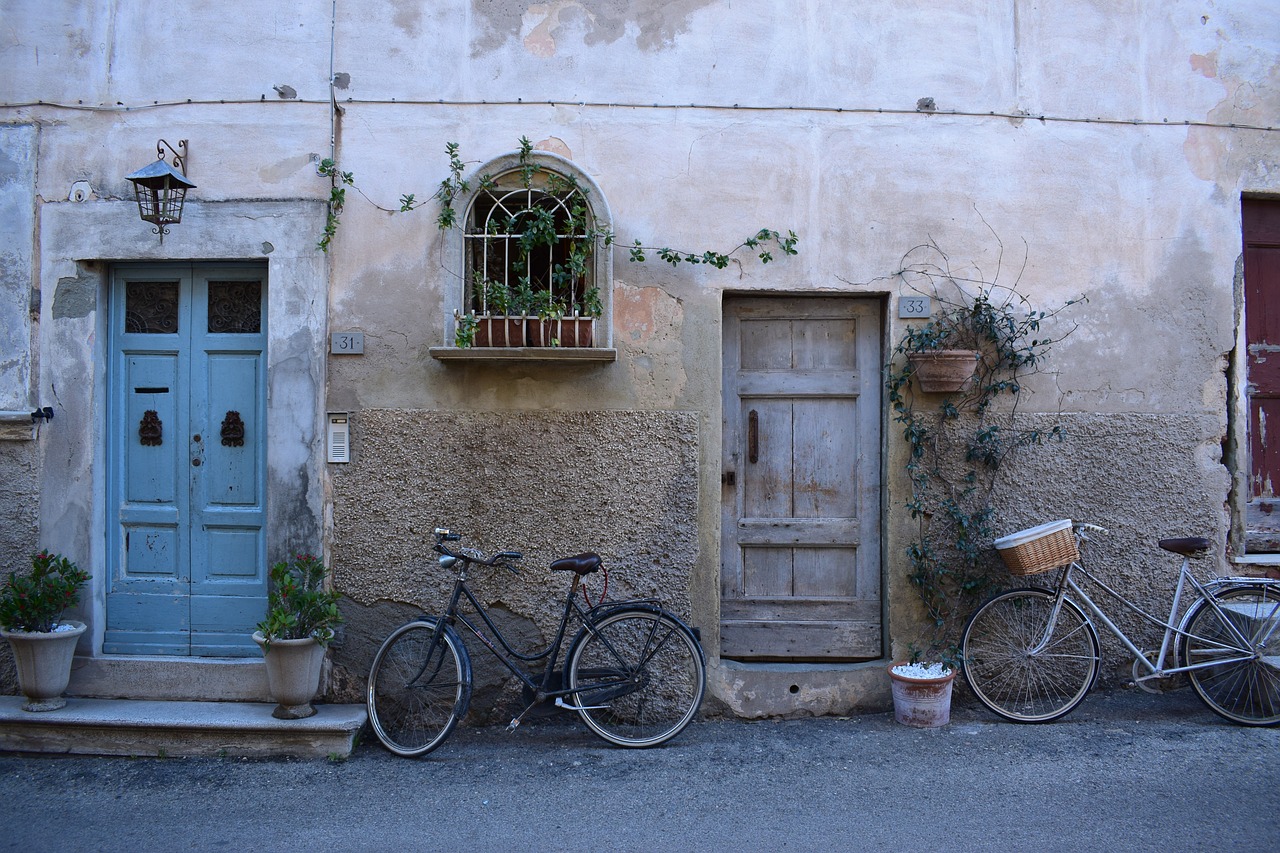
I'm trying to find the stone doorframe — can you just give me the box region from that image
[37,199,327,694]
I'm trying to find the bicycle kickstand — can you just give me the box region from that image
[506,701,536,733]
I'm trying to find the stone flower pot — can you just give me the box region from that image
[253,631,326,720]
[1,620,87,711]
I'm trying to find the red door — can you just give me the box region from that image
[1244,198,1280,549]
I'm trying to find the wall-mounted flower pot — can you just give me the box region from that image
[473,316,527,347]
[907,350,980,393]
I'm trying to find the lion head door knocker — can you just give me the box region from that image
[139,410,163,446]
[220,410,246,447]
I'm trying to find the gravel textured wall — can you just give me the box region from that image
[0,440,40,695]
[327,408,700,706]
[984,411,1228,683]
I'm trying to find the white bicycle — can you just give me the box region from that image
[961,521,1280,725]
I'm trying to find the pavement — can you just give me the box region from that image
[1,685,1277,852]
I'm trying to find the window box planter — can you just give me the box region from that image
[528,317,594,348]
[472,316,528,348]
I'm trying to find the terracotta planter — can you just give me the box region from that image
[473,316,527,347]
[1,620,87,711]
[907,350,980,393]
[887,662,956,728]
[528,317,594,348]
[253,631,326,719]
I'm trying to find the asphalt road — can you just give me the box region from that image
[1,687,1277,852]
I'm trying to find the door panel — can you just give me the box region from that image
[107,264,267,656]
[721,296,882,661]
[1244,199,1280,550]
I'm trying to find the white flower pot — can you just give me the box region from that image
[888,661,956,728]
[253,631,326,719]
[2,620,87,711]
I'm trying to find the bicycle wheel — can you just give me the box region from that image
[367,619,472,756]
[962,588,1100,722]
[567,607,706,748]
[1181,584,1280,726]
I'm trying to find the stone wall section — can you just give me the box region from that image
[327,409,700,705]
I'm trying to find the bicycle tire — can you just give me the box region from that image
[566,607,706,748]
[1180,584,1280,726]
[961,588,1100,722]
[367,619,472,756]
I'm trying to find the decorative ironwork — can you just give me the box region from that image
[125,281,180,334]
[220,411,246,447]
[208,281,262,333]
[139,410,163,446]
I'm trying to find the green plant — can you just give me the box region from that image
[0,551,90,633]
[316,158,354,253]
[885,238,1084,667]
[453,310,478,348]
[257,553,343,650]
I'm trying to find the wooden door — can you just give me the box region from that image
[106,263,268,656]
[720,296,882,660]
[1245,199,1280,550]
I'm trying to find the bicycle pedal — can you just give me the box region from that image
[505,718,521,733]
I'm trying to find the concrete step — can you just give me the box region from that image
[0,697,367,759]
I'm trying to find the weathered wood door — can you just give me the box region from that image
[106,263,268,656]
[1245,199,1280,550]
[720,296,882,660]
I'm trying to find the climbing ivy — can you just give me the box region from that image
[885,238,1085,667]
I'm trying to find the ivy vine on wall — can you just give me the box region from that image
[885,236,1085,666]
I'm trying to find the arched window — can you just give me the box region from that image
[443,150,613,354]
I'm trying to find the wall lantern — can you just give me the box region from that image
[125,139,195,239]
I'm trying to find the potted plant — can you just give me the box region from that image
[469,275,528,347]
[253,553,343,719]
[897,317,981,394]
[0,551,90,711]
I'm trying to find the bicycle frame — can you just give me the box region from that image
[427,551,669,725]
[1035,538,1280,685]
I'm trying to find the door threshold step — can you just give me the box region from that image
[0,697,367,759]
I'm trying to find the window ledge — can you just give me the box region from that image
[429,346,617,363]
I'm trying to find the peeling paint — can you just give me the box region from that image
[472,0,717,56]
[52,269,98,320]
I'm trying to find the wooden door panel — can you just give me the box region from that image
[721,296,882,661]
[1244,199,1280,550]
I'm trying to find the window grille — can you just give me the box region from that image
[464,171,598,320]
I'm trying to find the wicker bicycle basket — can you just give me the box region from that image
[994,520,1079,576]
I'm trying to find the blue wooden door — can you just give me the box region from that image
[106,263,268,656]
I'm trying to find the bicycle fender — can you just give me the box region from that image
[404,617,474,720]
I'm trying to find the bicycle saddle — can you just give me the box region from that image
[1158,537,1211,556]
[550,553,603,575]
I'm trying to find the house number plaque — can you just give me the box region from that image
[331,331,364,355]
[898,296,931,319]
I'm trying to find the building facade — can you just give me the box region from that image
[1,1,1277,717]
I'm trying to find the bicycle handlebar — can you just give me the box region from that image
[433,528,523,574]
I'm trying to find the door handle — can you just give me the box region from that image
[748,410,759,464]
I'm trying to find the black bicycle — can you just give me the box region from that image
[366,528,707,756]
